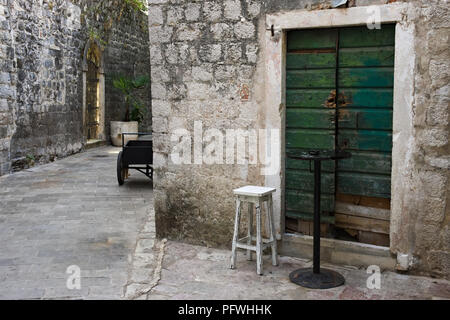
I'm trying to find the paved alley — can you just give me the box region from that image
[1,147,449,300]
[0,146,154,299]
[144,242,450,300]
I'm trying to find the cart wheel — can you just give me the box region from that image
[117,151,125,185]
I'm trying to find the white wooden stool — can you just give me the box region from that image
[230,186,278,275]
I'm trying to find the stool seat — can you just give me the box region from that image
[230,185,278,275]
[233,186,276,197]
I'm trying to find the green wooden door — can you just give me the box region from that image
[285,25,395,225]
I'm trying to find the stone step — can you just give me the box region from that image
[85,140,108,150]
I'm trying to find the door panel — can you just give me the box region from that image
[287,109,335,129]
[286,190,335,220]
[337,25,395,199]
[339,25,395,48]
[287,52,337,69]
[287,129,335,149]
[286,157,335,172]
[338,129,392,152]
[337,151,391,175]
[288,29,338,49]
[286,170,336,193]
[285,25,395,228]
[339,88,393,108]
[338,109,393,130]
[339,47,395,67]
[287,69,336,88]
[285,29,338,223]
[286,89,336,108]
[339,67,394,88]
[336,172,391,198]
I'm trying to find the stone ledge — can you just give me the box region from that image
[85,140,108,150]
[280,233,396,271]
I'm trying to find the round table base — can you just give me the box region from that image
[289,268,345,289]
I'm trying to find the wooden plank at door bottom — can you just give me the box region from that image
[358,230,390,247]
[336,193,391,210]
[297,219,330,237]
[335,201,390,221]
[286,217,330,237]
[335,213,390,234]
[286,210,335,224]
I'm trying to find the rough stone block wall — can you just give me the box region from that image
[6,0,84,172]
[0,0,16,175]
[102,6,152,136]
[149,0,266,247]
[392,0,449,279]
[0,0,151,175]
[150,0,449,279]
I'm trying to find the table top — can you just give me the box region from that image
[286,149,352,161]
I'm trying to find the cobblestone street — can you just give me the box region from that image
[1,147,449,300]
[143,242,450,300]
[0,146,153,299]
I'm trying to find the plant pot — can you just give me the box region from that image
[110,121,138,147]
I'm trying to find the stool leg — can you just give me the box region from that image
[247,203,253,261]
[230,198,241,269]
[256,201,263,275]
[264,201,270,237]
[268,195,278,266]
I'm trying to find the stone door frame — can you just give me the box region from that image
[82,39,106,141]
[263,3,415,258]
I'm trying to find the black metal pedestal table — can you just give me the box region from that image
[287,150,352,289]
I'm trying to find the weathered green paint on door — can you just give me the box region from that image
[285,25,395,222]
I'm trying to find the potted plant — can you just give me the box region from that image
[110,74,149,146]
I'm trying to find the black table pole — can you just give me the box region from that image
[288,149,351,289]
[313,159,321,274]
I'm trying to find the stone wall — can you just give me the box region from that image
[0,0,16,175]
[391,0,449,279]
[149,0,266,247]
[149,0,449,279]
[6,0,84,172]
[0,0,151,175]
[104,15,152,137]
